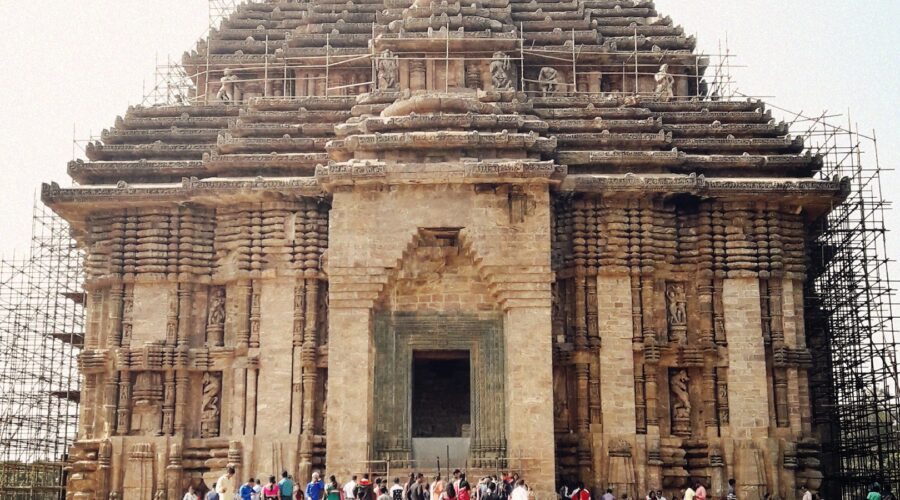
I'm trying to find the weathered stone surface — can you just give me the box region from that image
[45,1,842,499]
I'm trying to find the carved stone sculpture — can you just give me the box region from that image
[200,372,221,438]
[538,67,560,97]
[666,282,687,343]
[465,62,481,90]
[377,50,399,90]
[207,287,226,346]
[217,68,242,104]
[671,369,691,436]
[490,52,514,90]
[655,64,675,102]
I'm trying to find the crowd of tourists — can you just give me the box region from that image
[189,467,533,500]
[186,467,897,500]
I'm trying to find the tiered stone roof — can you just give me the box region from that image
[48,0,846,227]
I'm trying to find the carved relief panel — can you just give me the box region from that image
[665,282,688,344]
[131,371,163,435]
[670,369,691,437]
[200,372,222,438]
[206,287,226,347]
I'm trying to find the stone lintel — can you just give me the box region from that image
[316,161,565,191]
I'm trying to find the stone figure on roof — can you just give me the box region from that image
[217,68,242,104]
[377,50,400,90]
[654,64,675,102]
[538,67,560,97]
[490,52,514,90]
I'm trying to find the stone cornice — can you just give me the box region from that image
[315,159,565,189]
[42,177,326,223]
[561,173,850,215]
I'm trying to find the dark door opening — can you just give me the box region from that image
[411,350,471,438]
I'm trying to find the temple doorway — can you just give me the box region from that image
[411,350,471,469]
[412,350,471,437]
[372,312,505,467]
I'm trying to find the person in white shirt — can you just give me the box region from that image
[511,480,528,500]
[390,477,405,500]
[345,475,359,500]
[252,478,262,500]
[182,485,200,500]
[216,466,236,499]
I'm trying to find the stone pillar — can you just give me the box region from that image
[256,279,294,437]
[504,306,555,499]
[325,306,374,478]
[598,274,637,488]
[723,278,769,499]
[410,60,427,90]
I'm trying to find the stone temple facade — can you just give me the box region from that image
[44,1,847,499]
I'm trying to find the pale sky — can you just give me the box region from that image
[1,1,899,260]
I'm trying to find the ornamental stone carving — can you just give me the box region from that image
[200,372,221,438]
[466,62,481,90]
[207,286,225,347]
[671,369,691,437]
[654,64,675,102]
[376,49,399,90]
[490,52,514,90]
[217,68,242,104]
[666,282,687,343]
[538,67,560,97]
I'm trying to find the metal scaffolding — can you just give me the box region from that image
[786,107,900,498]
[0,202,84,500]
[142,0,240,106]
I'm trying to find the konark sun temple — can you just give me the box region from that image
[42,0,847,498]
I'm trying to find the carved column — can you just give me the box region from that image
[116,372,132,435]
[174,369,189,434]
[249,281,261,348]
[177,282,192,347]
[299,277,319,482]
[634,365,647,434]
[167,443,184,500]
[410,59,426,90]
[290,280,307,434]
[246,358,259,435]
[235,280,252,349]
[161,285,176,345]
[86,290,103,350]
[103,376,119,437]
[769,279,790,427]
[465,61,481,89]
[79,375,95,439]
[122,284,134,346]
[161,371,175,435]
[574,363,590,434]
[703,366,718,428]
[109,284,125,347]
[716,367,730,426]
[98,440,112,500]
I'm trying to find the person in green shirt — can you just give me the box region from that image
[869,483,883,500]
[326,475,342,500]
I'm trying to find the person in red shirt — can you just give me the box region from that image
[695,483,707,500]
[457,480,471,500]
[571,482,590,500]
